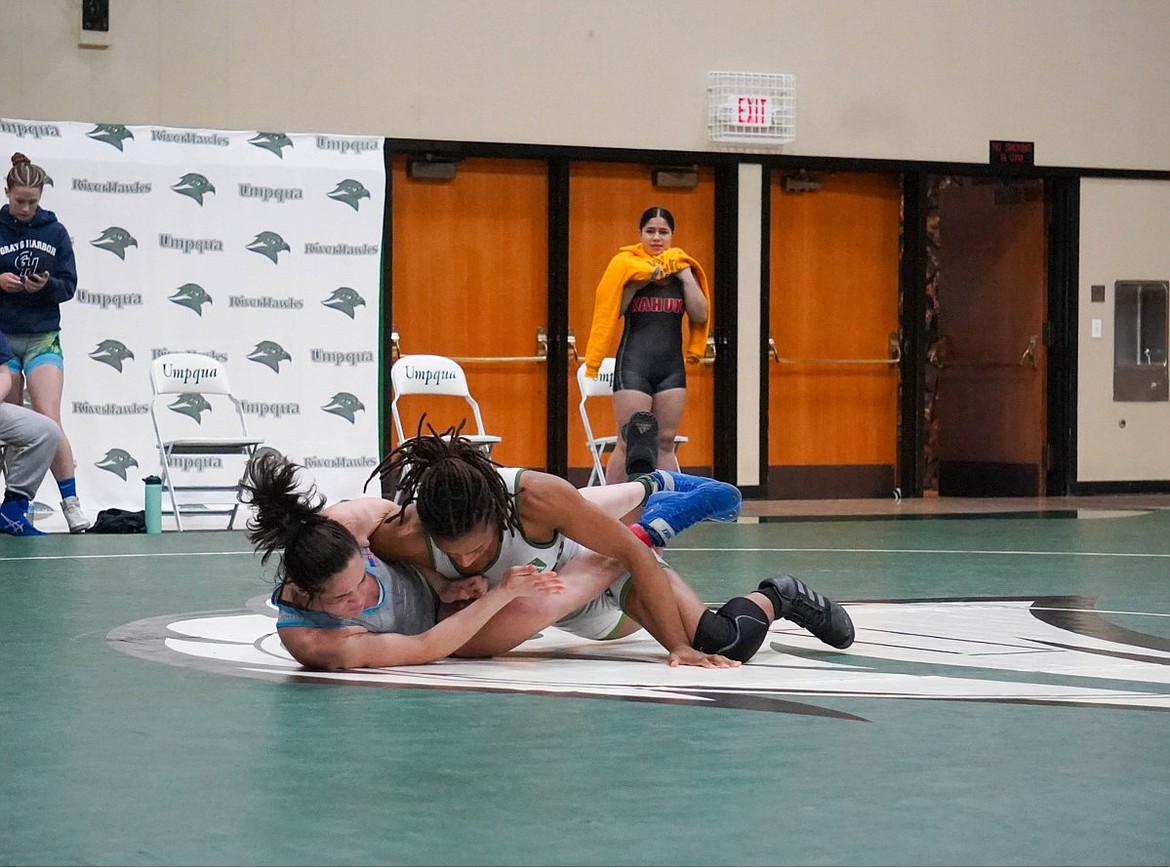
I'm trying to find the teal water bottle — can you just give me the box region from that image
[144,475,163,534]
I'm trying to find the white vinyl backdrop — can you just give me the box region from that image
[0,118,385,530]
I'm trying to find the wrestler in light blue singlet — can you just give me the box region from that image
[271,551,439,635]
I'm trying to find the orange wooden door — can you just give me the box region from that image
[768,172,901,497]
[567,163,716,482]
[935,182,1047,495]
[391,156,548,468]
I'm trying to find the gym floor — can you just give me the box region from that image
[2,496,1168,866]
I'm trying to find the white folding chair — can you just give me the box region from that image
[390,354,501,454]
[149,352,264,531]
[576,358,687,486]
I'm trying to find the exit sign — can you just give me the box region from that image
[989,140,1035,166]
[728,96,772,126]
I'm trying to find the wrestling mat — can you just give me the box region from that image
[108,593,1170,720]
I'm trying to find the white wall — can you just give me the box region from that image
[1077,179,1170,482]
[1,0,1168,169]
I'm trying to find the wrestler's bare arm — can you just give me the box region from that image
[277,566,564,670]
[516,471,702,662]
[325,497,433,567]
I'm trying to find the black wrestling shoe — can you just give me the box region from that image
[759,574,855,649]
[622,410,658,479]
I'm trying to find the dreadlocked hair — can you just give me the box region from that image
[240,450,359,600]
[365,419,519,541]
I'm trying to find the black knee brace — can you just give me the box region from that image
[622,411,658,478]
[692,597,770,662]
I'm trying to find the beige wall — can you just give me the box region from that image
[4,0,1170,488]
[1077,179,1170,481]
[2,0,1169,169]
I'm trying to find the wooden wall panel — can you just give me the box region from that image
[391,156,548,468]
[936,183,1047,493]
[768,172,901,470]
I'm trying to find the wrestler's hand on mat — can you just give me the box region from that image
[439,575,487,603]
[499,564,565,598]
[667,645,741,669]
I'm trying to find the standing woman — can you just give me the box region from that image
[583,206,711,484]
[0,153,89,532]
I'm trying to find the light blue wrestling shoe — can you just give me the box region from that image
[637,473,742,546]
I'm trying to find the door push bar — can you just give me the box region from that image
[935,334,1039,370]
[391,326,580,364]
[768,331,902,366]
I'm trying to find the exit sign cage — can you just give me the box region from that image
[707,71,796,146]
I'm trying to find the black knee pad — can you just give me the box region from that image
[622,411,658,478]
[692,597,769,662]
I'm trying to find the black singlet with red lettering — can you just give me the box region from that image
[613,275,687,395]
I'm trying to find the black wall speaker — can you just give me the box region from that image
[82,0,109,32]
[80,0,111,47]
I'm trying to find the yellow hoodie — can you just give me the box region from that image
[583,244,711,378]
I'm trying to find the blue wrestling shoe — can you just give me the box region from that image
[644,469,723,494]
[638,478,742,546]
[0,498,45,536]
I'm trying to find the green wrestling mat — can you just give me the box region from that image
[1,509,1167,865]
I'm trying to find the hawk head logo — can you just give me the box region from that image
[168,393,212,423]
[322,392,365,424]
[89,339,135,372]
[95,448,139,480]
[247,340,291,373]
[249,132,293,158]
[327,179,371,211]
[87,124,134,151]
[321,286,366,319]
[171,172,216,205]
[90,226,138,260]
[246,231,289,264]
[169,283,213,316]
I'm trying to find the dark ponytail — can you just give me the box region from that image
[240,451,358,600]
